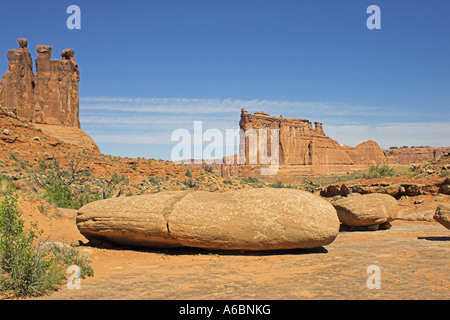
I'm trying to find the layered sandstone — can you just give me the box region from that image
[233,109,389,177]
[239,109,355,166]
[0,39,35,119]
[77,189,341,250]
[383,146,449,165]
[0,39,80,128]
[343,140,391,165]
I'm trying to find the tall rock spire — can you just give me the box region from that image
[0,38,35,120]
[0,39,80,128]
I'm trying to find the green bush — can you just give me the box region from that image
[43,174,78,209]
[363,165,398,179]
[0,175,15,196]
[0,195,56,297]
[182,179,197,189]
[0,194,94,297]
[269,181,285,188]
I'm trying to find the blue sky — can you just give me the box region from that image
[0,0,449,160]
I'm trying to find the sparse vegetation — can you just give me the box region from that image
[0,175,16,195]
[0,194,93,298]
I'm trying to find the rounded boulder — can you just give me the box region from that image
[331,193,398,228]
[76,189,340,251]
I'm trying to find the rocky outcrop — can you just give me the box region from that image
[239,109,355,166]
[237,110,389,177]
[0,39,35,120]
[0,39,80,128]
[320,178,450,198]
[343,140,391,165]
[384,146,449,165]
[332,193,399,230]
[438,178,450,195]
[34,46,80,127]
[77,189,341,250]
[433,204,450,230]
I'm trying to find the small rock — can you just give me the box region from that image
[32,136,41,141]
[414,199,424,205]
[433,204,450,230]
[3,128,9,135]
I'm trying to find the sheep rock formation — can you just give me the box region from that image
[0,39,80,128]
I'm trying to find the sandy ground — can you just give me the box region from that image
[34,220,449,300]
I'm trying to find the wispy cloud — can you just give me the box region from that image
[80,96,399,118]
[79,96,448,156]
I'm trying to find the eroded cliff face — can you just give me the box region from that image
[0,39,35,120]
[239,109,386,167]
[0,39,80,128]
[383,146,449,165]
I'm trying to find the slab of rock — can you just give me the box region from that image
[433,204,450,230]
[332,193,398,229]
[77,189,340,251]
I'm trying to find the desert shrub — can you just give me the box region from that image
[32,158,126,209]
[223,179,234,185]
[42,174,78,209]
[0,195,94,297]
[243,176,260,184]
[182,179,197,189]
[44,242,93,280]
[0,175,16,196]
[363,165,398,179]
[185,168,192,177]
[269,181,285,188]
[203,164,214,173]
[0,195,57,297]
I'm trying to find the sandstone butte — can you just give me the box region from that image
[219,109,391,177]
[0,38,98,153]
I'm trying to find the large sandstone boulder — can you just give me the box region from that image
[332,193,398,229]
[77,189,340,251]
[433,204,450,230]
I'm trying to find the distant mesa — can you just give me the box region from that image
[236,109,388,175]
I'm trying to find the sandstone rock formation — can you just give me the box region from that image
[438,178,450,195]
[77,189,340,250]
[331,193,399,230]
[343,140,391,165]
[33,45,80,127]
[225,109,390,177]
[0,39,80,128]
[239,109,356,166]
[433,204,450,230]
[383,146,449,165]
[0,39,35,120]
